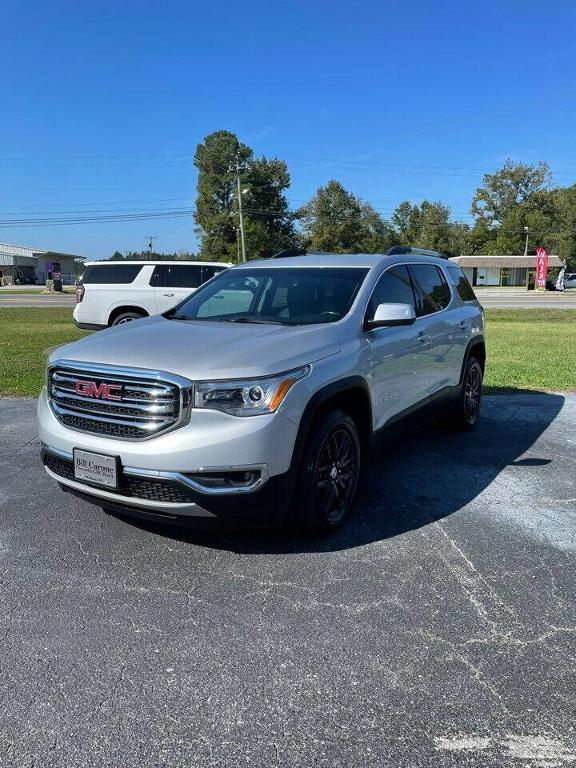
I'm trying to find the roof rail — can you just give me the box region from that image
[386,245,449,260]
[270,248,308,259]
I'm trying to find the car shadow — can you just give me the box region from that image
[123,392,565,554]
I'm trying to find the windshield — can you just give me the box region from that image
[165,267,369,325]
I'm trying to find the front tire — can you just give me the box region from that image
[453,357,483,430]
[295,410,361,531]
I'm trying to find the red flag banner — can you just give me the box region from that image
[535,247,549,289]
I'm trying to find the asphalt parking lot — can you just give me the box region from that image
[1,394,575,767]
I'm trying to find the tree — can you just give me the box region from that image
[194,130,252,261]
[241,157,296,258]
[298,180,394,253]
[489,193,556,255]
[110,250,125,260]
[470,160,551,226]
[551,184,576,268]
[194,131,296,261]
[391,200,467,257]
[357,203,396,253]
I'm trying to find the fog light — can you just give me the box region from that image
[185,469,261,490]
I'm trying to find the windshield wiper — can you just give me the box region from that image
[167,313,193,321]
[221,316,284,325]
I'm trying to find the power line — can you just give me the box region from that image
[0,152,574,178]
[0,209,196,228]
[0,196,194,211]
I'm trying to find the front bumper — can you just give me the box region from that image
[42,446,293,527]
[38,386,299,526]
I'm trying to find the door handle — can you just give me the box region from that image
[163,293,175,297]
[417,332,429,344]
[459,320,469,330]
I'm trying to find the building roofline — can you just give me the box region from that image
[0,241,84,259]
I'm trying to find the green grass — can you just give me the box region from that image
[0,308,89,396]
[0,307,574,397]
[483,309,576,393]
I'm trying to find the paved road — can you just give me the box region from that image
[1,395,575,767]
[479,293,576,308]
[0,293,76,307]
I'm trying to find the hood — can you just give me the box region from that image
[52,316,341,379]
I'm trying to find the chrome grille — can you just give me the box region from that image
[48,361,192,440]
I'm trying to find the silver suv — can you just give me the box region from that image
[39,249,485,531]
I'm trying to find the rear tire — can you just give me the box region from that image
[452,357,483,430]
[294,410,361,532]
[110,311,145,326]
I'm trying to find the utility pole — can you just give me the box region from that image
[145,235,157,260]
[523,226,529,257]
[235,156,247,262]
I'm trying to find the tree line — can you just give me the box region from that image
[112,130,576,267]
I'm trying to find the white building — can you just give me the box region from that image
[450,254,563,287]
[0,242,85,285]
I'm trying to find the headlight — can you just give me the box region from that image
[194,365,310,416]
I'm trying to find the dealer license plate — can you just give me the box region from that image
[73,449,118,489]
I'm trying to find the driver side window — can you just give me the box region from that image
[365,264,416,322]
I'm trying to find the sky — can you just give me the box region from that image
[0,0,575,260]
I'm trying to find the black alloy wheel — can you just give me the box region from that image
[453,357,483,430]
[296,410,361,531]
[314,427,358,525]
[464,362,482,425]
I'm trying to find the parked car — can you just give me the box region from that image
[39,250,485,531]
[546,273,576,290]
[73,260,231,329]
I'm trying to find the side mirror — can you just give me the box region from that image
[366,302,416,329]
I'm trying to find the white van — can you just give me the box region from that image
[73,260,231,329]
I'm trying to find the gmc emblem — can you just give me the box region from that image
[75,380,123,401]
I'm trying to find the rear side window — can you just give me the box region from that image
[365,265,416,320]
[447,266,476,301]
[150,265,202,288]
[81,264,143,284]
[201,265,227,283]
[410,264,451,316]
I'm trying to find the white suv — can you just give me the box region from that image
[74,260,231,329]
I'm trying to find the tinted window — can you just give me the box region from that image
[167,268,369,325]
[447,266,476,301]
[81,264,143,284]
[150,265,202,288]
[410,265,451,316]
[365,265,415,320]
[201,265,227,283]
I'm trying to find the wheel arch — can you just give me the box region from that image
[460,337,486,383]
[291,377,373,471]
[107,305,149,326]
